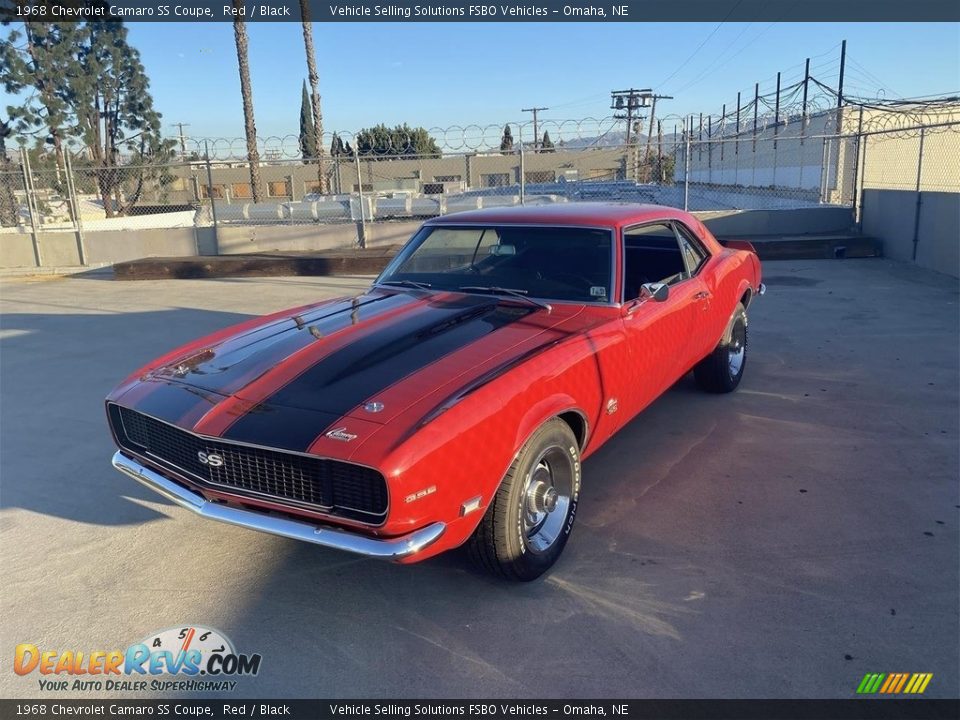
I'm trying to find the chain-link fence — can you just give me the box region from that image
[3,114,958,257]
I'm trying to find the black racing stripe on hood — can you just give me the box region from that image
[124,381,225,426]
[156,292,413,396]
[222,296,535,451]
[212,405,342,453]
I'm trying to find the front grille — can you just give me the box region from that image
[109,404,388,522]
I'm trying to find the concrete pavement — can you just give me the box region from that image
[1,260,957,699]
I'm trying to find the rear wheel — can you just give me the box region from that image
[694,302,748,393]
[467,418,580,581]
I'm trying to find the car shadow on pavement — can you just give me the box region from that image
[192,375,725,697]
[0,307,252,526]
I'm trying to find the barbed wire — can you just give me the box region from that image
[12,101,960,168]
[181,117,627,161]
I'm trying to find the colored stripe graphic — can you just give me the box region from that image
[893,673,910,693]
[857,673,932,694]
[223,298,532,450]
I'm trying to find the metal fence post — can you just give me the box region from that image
[20,148,42,267]
[204,141,220,253]
[856,135,868,232]
[912,127,926,262]
[519,143,526,205]
[64,151,87,265]
[683,134,691,211]
[354,151,366,248]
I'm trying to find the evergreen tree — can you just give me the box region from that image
[500,124,514,154]
[75,22,172,216]
[299,80,317,162]
[329,134,353,157]
[540,131,555,153]
[354,124,440,159]
[0,23,79,172]
[0,119,17,227]
[1,21,172,217]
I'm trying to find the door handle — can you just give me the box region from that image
[694,291,710,300]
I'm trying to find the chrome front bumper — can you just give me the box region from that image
[112,451,445,560]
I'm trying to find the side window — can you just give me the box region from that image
[622,223,688,299]
[673,223,709,277]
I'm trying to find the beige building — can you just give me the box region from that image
[166,145,632,205]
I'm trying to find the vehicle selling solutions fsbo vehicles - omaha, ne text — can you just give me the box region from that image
[107,203,764,580]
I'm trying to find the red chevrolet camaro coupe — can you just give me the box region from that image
[107,203,764,580]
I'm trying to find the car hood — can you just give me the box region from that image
[118,289,582,451]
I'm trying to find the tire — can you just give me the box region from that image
[467,418,581,581]
[694,302,748,393]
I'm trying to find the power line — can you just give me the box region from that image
[657,0,746,90]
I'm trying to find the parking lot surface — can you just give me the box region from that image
[1,260,957,699]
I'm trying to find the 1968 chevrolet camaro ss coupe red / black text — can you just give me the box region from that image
[108,203,764,580]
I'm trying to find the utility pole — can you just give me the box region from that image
[171,123,190,159]
[521,106,548,151]
[611,89,651,146]
[643,93,673,181]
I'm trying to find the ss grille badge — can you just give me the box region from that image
[197,451,224,467]
[325,427,358,442]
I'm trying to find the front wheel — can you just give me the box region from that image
[467,418,581,581]
[694,302,748,393]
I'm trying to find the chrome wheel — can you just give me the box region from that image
[522,446,574,554]
[727,318,746,377]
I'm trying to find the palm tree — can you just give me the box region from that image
[232,0,263,202]
[299,0,327,193]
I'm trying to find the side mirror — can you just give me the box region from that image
[640,282,669,302]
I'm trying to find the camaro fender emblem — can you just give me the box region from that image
[325,427,358,442]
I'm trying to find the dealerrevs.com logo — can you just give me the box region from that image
[13,626,262,693]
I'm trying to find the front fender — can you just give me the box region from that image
[512,394,584,459]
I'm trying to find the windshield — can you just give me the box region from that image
[377,224,614,303]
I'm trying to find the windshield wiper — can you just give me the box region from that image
[378,279,433,290]
[458,286,552,312]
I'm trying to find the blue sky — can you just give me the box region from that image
[5,22,960,142]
